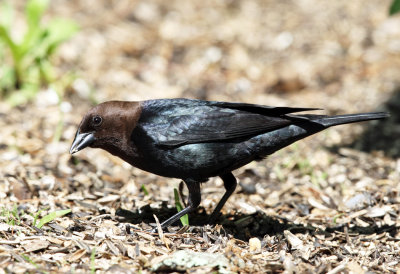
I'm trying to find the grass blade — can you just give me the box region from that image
[174,188,189,226]
[36,209,71,228]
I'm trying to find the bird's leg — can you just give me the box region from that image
[179,181,187,207]
[155,180,201,231]
[208,172,237,224]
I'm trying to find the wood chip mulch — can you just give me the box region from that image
[1,0,400,273]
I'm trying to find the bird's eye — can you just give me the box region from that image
[92,115,102,126]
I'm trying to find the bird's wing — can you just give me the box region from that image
[208,101,320,116]
[140,100,319,147]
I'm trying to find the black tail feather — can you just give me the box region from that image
[311,112,389,127]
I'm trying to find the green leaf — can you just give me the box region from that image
[90,248,96,274]
[0,25,19,59]
[141,184,149,195]
[0,1,14,29]
[0,65,16,93]
[22,0,50,56]
[36,208,71,229]
[390,0,400,15]
[32,208,44,227]
[38,59,54,83]
[45,18,79,52]
[25,0,49,26]
[174,188,189,226]
[0,0,78,104]
[24,18,78,63]
[20,27,44,58]
[21,254,39,269]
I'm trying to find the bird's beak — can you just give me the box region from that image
[69,130,95,154]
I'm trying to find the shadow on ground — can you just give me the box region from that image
[348,89,400,158]
[116,205,308,240]
[116,206,400,241]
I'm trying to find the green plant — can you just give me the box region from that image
[0,0,78,105]
[21,254,41,271]
[31,207,48,227]
[332,213,344,224]
[34,208,71,229]
[310,171,328,188]
[90,248,96,274]
[1,204,23,225]
[141,184,149,196]
[174,188,189,226]
[390,0,400,15]
[297,158,312,176]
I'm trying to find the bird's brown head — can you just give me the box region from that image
[70,101,142,155]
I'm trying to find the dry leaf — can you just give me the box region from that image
[284,231,303,250]
[68,249,87,262]
[21,239,49,252]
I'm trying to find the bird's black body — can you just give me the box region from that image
[70,98,389,230]
[132,99,321,181]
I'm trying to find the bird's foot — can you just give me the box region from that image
[207,213,221,225]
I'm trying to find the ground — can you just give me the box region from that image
[1,0,400,273]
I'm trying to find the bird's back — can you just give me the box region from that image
[129,99,321,180]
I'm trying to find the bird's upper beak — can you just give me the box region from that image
[69,130,95,154]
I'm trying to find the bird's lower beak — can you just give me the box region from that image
[69,130,95,154]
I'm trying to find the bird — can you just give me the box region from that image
[70,98,388,229]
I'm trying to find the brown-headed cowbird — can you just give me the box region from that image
[70,98,388,229]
